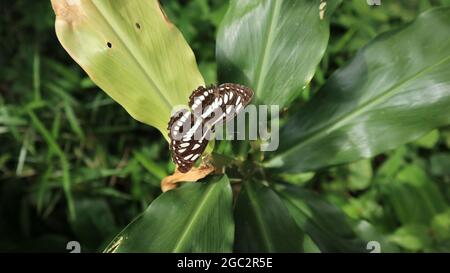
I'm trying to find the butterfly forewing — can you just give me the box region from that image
[189,83,254,129]
[215,83,253,124]
[188,85,216,116]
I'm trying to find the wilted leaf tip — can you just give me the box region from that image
[161,165,215,192]
[319,0,327,20]
[104,236,124,253]
[157,1,173,26]
[51,0,83,24]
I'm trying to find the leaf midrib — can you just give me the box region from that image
[246,183,274,252]
[253,0,282,97]
[172,182,219,252]
[91,1,172,109]
[277,54,450,160]
[278,190,349,249]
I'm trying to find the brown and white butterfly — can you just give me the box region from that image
[168,83,254,173]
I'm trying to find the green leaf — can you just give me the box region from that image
[52,0,204,136]
[104,175,234,253]
[278,172,315,186]
[234,181,303,252]
[266,8,450,173]
[354,220,400,253]
[413,129,440,149]
[70,197,117,251]
[376,146,407,179]
[26,108,75,221]
[217,0,338,108]
[274,184,366,252]
[302,235,321,253]
[443,130,450,148]
[381,165,447,225]
[347,159,373,191]
[431,210,450,242]
[430,153,450,176]
[389,224,432,252]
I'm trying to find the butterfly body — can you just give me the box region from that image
[168,83,253,173]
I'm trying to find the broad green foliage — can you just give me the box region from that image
[430,153,450,176]
[414,130,440,149]
[275,185,366,252]
[217,0,339,108]
[267,8,450,173]
[234,181,303,252]
[104,175,234,253]
[71,197,118,250]
[431,210,450,243]
[382,165,447,225]
[389,224,432,251]
[52,0,205,136]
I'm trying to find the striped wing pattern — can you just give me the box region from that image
[168,83,253,173]
[167,109,210,173]
[189,83,254,128]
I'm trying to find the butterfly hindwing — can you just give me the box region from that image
[168,109,210,173]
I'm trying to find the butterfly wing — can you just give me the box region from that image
[169,83,253,173]
[201,83,254,128]
[188,85,215,116]
[219,83,253,120]
[168,109,210,173]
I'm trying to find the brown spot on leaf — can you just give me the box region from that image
[161,165,215,192]
[51,0,83,24]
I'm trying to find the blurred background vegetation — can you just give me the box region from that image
[1,0,449,252]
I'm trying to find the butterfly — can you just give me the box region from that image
[168,83,254,173]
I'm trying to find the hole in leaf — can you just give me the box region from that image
[136,23,141,29]
[107,42,112,48]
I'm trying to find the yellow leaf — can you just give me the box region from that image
[52,0,205,139]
